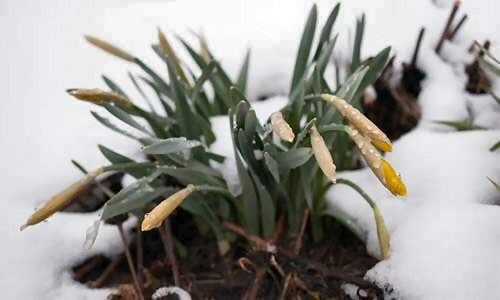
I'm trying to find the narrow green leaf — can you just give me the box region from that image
[435,120,487,131]
[313,3,340,60]
[490,140,500,151]
[235,100,250,128]
[350,14,365,74]
[291,4,317,92]
[91,111,140,140]
[237,49,251,93]
[103,103,152,135]
[102,75,127,97]
[352,46,391,104]
[141,137,202,155]
[264,152,280,183]
[274,147,314,170]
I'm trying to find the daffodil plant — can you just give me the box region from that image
[20,4,406,261]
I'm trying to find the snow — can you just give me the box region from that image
[1,0,500,299]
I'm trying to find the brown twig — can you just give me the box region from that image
[294,208,310,255]
[136,223,143,285]
[270,213,285,245]
[118,224,145,300]
[222,220,377,289]
[74,255,103,281]
[411,28,425,67]
[89,254,124,288]
[161,220,181,286]
[435,0,461,54]
[222,220,270,251]
[279,273,293,300]
[448,14,467,41]
[245,267,267,300]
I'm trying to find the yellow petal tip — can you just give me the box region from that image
[20,224,28,231]
[381,159,407,196]
[141,219,156,232]
[372,141,393,152]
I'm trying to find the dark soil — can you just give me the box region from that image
[69,176,382,300]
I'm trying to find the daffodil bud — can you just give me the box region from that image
[270,112,295,142]
[373,205,390,260]
[84,35,135,62]
[141,185,196,231]
[345,127,406,196]
[67,88,133,108]
[20,168,104,231]
[310,125,336,183]
[322,94,392,152]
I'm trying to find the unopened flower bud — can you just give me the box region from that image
[270,112,295,142]
[67,88,133,108]
[310,125,336,183]
[322,94,392,152]
[141,185,196,231]
[84,35,135,62]
[20,168,104,231]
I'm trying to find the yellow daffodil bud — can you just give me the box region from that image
[20,168,104,231]
[84,35,135,62]
[67,88,134,108]
[322,94,392,152]
[346,127,406,196]
[270,112,295,142]
[141,185,196,231]
[373,205,390,260]
[310,125,336,183]
[381,159,407,196]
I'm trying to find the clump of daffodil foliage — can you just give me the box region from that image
[20,4,406,260]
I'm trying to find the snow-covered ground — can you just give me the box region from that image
[1,0,499,299]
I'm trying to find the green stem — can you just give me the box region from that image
[335,178,376,208]
[317,123,348,134]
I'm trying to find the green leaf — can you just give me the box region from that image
[134,58,171,98]
[141,137,202,155]
[490,140,500,151]
[229,109,259,234]
[264,152,280,183]
[475,41,500,65]
[101,170,169,220]
[274,147,314,170]
[102,75,128,97]
[235,100,250,128]
[249,170,275,239]
[478,56,500,77]
[128,72,156,113]
[98,145,153,179]
[161,167,225,187]
[350,14,365,74]
[291,4,317,92]
[181,194,229,254]
[102,103,152,135]
[244,108,258,142]
[313,3,340,60]
[91,111,140,140]
[317,36,338,75]
[487,177,500,191]
[237,49,251,93]
[352,46,391,104]
[434,120,487,131]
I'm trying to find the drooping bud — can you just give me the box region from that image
[141,185,196,231]
[20,168,104,231]
[322,94,392,152]
[67,88,133,108]
[310,125,336,183]
[373,205,391,260]
[345,127,406,196]
[84,35,135,62]
[270,112,295,142]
